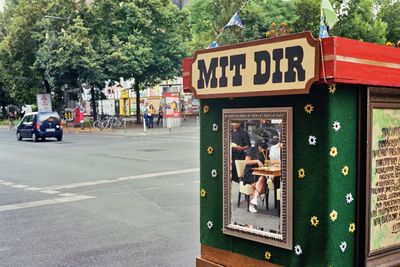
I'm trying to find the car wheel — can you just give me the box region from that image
[41,137,46,141]
[57,136,62,141]
[16,132,22,141]
[32,133,38,142]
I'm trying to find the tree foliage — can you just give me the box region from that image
[379,1,400,43]
[333,0,387,44]
[0,0,189,117]
[186,0,394,53]
[186,0,298,51]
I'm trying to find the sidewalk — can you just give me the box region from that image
[64,119,199,136]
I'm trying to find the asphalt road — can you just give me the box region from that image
[0,126,200,267]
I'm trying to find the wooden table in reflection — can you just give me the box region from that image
[251,165,281,177]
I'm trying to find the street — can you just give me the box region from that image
[0,126,200,267]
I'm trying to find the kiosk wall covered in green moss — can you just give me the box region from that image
[199,84,358,266]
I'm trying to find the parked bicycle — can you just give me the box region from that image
[93,115,126,130]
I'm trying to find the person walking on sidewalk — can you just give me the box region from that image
[156,105,163,126]
[144,103,149,127]
[148,104,155,128]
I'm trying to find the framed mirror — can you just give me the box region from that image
[222,107,293,249]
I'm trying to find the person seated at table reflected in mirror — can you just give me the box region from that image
[243,139,269,213]
[231,122,251,183]
[269,140,282,208]
[269,140,281,164]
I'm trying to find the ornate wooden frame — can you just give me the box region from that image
[222,107,293,249]
[365,87,400,266]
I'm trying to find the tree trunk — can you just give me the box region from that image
[43,78,51,93]
[90,85,97,121]
[135,80,141,124]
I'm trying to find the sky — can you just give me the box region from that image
[0,0,4,12]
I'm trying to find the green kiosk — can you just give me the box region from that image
[183,31,400,266]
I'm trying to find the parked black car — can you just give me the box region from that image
[16,112,63,142]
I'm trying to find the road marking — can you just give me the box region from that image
[106,154,151,161]
[12,184,28,188]
[58,193,77,197]
[141,187,159,191]
[25,187,41,191]
[40,190,61,195]
[40,168,200,190]
[0,180,4,183]
[0,195,95,212]
[1,182,14,186]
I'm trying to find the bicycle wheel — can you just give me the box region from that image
[102,120,112,129]
[93,120,103,130]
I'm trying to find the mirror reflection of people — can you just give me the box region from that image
[231,122,250,183]
[269,139,282,209]
[243,139,269,213]
[269,141,281,163]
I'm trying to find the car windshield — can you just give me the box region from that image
[37,112,61,123]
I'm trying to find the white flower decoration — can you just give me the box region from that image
[308,135,317,146]
[211,169,218,178]
[294,245,302,256]
[333,121,341,132]
[346,193,354,204]
[212,123,218,132]
[207,220,213,229]
[340,241,347,253]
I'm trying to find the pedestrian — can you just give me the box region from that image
[20,105,26,118]
[181,104,186,121]
[156,105,163,126]
[148,104,155,128]
[143,103,149,127]
[7,111,15,130]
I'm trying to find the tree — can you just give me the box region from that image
[379,1,400,43]
[333,0,387,43]
[292,0,320,37]
[0,0,49,104]
[34,15,105,116]
[89,0,190,123]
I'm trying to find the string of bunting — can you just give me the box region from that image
[207,0,338,49]
[207,0,251,49]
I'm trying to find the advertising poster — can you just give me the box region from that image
[37,93,52,112]
[370,108,400,254]
[163,92,180,118]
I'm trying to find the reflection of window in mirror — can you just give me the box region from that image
[223,108,292,250]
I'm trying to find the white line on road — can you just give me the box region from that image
[141,187,159,191]
[0,195,96,212]
[40,190,61,195]
[12,185,28,188]
[40,168,200,191]
[58,193,77,197]
[25,187,41,191]
[1,182,14,186]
